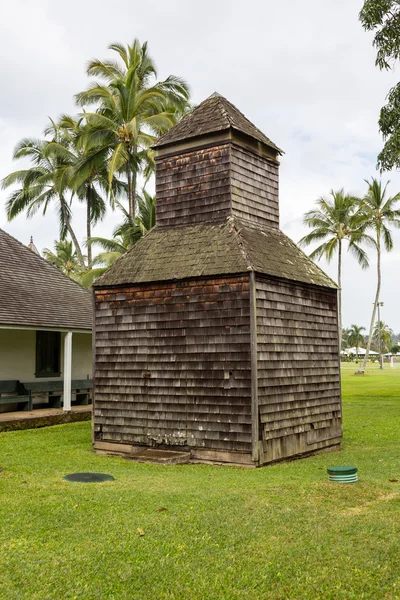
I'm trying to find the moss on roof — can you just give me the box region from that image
[94,219,336,290]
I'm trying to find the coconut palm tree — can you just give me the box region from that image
[347,324,366,362]
[75,39,190,218]
[79,191,157,287]
[43,239,83,277]
[299,189,370,349]
[44,115,109,269]
[373,321,393,354]
[357,179,400,373]
[113,189,156,242]
[341,327,351,351]
[1,137,85,268]
[342,327,351,350]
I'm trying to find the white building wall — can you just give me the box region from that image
[0,329,92,382]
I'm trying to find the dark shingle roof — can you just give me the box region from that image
[94,219,336,290]
[154,95,283,153]
[0,228,92,330]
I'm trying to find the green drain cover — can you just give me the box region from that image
[327,466,358,483]
[63,473,114,483]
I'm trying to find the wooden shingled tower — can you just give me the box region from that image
[93,94,342,466]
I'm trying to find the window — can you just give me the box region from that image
[35,331,61,377]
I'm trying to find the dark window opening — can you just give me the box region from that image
[35,331,61,378]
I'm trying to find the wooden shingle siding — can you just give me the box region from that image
[156,145,232,228]
[155,144,280,231]
[230,145,279,229]
[255,276,341,464]
[94,276,252,453]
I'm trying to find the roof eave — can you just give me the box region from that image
[153,127,283,162]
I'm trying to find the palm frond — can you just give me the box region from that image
[347,241,369,269]
[88,236,128,254]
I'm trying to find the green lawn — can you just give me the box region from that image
[1,367,399,600]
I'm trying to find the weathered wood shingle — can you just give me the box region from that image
[154,94,283,153]
[255,277,341,463]
[94,219,336,290]
[94,276,252,453]
[155,142,281,230]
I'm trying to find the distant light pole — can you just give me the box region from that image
[377,301,384,370]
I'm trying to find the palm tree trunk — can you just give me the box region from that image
[358,238,381,374]
[87,186,92,269]
[132,168,137,218]
[60,196,85,270]
[337,239,342,352]
[127,144,138,219]
[126,165,134,218]
[356,345,359,363]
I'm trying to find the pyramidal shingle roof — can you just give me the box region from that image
[94,219,337,290]
[0,228,92,330]
[154,94,283,153]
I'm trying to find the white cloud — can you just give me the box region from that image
[1,0,400,330]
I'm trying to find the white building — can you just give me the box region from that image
[0,229,92,412]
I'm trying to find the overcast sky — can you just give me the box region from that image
[1,0,399,332]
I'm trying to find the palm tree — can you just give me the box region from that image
[357,179,400,373]
[43,239,83,277]
[44,115,109,268]
[347,324,366,362]
[79,191,157,287]
[299,189,370,349]
[113,189,156,242]
[373,321,393,354]
[77,234,130,287]
[1,137,86,268]
[75,39,190,218]
[341,327,351,351]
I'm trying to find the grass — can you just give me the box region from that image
[0,366,399,599]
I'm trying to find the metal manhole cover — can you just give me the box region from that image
[63,472,114,483]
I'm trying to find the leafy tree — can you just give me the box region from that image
[357,178,400,372]
[390,344,400,354]
[43,239,83,277]
[1,136,85,268]
[360,1,400,70]
[360,1,400,170]
[348,324,366,362]
[75,39,190,218]
[299,189,370,349]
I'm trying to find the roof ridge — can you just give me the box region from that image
[216,96,232,128]
[221,98,283,152]
[276,230,338,289]
[232,218,338,288]
[228,217,252,271]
